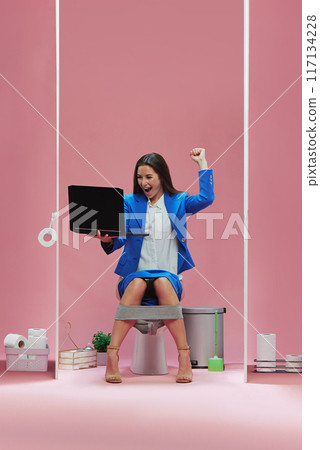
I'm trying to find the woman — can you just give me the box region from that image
[96,148,214,383]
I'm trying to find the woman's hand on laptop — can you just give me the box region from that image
[94,230,114,243]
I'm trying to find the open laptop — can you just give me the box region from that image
[68,185,148,237]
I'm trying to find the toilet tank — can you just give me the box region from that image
[182,307,226,368]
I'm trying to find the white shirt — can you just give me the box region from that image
[137,194,182,280]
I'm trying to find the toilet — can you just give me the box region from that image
[130,320,168,375]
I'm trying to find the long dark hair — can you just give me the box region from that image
[133,153,181,195]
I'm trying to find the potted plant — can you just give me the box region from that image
[92,331,111,366]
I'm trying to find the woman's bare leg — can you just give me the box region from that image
[153,278,192,381]
[106,278,147,381]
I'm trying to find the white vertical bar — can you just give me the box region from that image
[55,0,60,380]
[243,0,249,383]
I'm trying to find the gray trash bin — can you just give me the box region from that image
[182,307,226,368]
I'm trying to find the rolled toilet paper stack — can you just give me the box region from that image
[4,334,29,349]
[285,355,302,373]
[257,333,276,372]
[28,328,47,349]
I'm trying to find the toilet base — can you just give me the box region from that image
[130,328,168,375]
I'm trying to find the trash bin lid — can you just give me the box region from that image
[182,307,226,314]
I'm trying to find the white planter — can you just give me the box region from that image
[97,352,107,366]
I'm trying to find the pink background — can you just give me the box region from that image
[0,0,57,359]
[248,0,302,364]
[59,0,244,364]
[0,0,301,367]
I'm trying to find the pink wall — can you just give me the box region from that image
[59,0,244,363]
[0,0,301,368]
[248,0,302,363]
[0,1,56,360]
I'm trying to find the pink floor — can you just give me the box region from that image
[0,359,301,450]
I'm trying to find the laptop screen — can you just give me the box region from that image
[68,185,125,236]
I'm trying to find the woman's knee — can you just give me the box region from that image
[128,277,147,293]
[153,277,172,291]
[153,277,181,305]
[119,278,147,305]
[123,278,147,299]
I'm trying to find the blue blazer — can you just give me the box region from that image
[101,169,214,277]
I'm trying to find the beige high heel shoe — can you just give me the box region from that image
[105,345,122,383]
[176,346,193,383]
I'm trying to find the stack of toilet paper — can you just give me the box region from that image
[27,328,47,349]
[256,333,302,373]
[285,354,302,373]
[256,333,276,372]
[4,328,47,350]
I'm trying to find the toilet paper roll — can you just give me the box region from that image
[28,335,47,349]
[257,333,276,372]
[285,354,302,373]
[38,228,57,247]
[4,334,29,349]
[28,328,47,338]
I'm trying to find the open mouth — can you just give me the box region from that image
[144,187,152,193]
